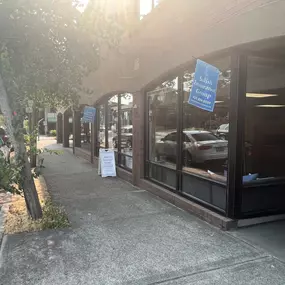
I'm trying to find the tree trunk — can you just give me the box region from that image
[0,74,42,219]
[30,107,37,168]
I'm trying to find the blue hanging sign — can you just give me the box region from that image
[188,59,220,112]
[82,106,96,123]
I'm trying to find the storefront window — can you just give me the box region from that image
[97,105,106,151]
[119,93,133,171]
[182,57,231,184]
[108,95,118,150]
[81,122,91,146]
[147,77,178,188]
[244,56,285,182]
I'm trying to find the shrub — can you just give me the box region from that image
[0,152,22,194]
[23,120,29,133]
[41,199,69,230]
[49,129,56,136]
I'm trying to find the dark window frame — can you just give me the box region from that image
[145,53,234,216]
[237,51,285,218]
[96,93,134,173]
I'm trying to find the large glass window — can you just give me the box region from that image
[97,105,106,153]
[96,94,133,171]
[182,57,231,184]
[107,95,119,163]
[108,95,118,149]
[81,121,91,152]
[119,93,133,171]
[244,56,285,182]
[147,77,178,188]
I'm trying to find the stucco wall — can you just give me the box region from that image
[82,0,285,103]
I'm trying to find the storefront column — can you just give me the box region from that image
[132,90,145,186]
[94,116,98,155]
[62,111,70,148]
[90,106,97,163]
[104,101,109,148]
[227,53,247,219]
[73,109,81,152]
[90,121,95,163]
[117,95,122,165]
[56,113,63,144]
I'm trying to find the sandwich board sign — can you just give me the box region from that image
[188,59,220,112]
[98,149,117,178]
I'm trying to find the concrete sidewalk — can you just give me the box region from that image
[1,140,285,284]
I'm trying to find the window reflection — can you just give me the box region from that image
[244,56,285,181]
[97,105,106,149]
[119,93,133,170]
[81,122,91,145]
[182,57,231,183]
[148,77,178,171]
[108,95,118,152]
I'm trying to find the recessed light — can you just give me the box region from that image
[215,101,224,104]
[247,93,278,98]
[256,105,285,108]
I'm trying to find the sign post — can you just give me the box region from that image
[188,59,220,112]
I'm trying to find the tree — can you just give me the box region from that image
[0,0,122,219]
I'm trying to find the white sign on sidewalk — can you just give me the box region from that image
[98,149,117,178]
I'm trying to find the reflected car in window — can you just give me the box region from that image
[112,125,133,149]
[216,123,229,140]
[156,130,228,166]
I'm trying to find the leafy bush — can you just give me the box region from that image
[49,130,56,136]
[41,199,69,230]
[0,153,23,194]
[23,120,29,134]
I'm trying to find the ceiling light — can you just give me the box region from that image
[246,93,278,98]
[256,105,285,108]
[215,101,224,103]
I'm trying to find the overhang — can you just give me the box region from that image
[82,0,285,104]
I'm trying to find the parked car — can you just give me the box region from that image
[216,123,229,140]
[156,130,228,166]
[112,125,133,149]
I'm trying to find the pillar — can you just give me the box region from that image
[91,122,95,163]
[73,110,81,149]
[63,111,70,148]
[132,90,145,186]
[227,53,247,219]
[56,113,63,144]
[44,107,49,135]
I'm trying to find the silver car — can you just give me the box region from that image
[156,130,228,166]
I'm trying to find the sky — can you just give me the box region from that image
[78,0,155,15]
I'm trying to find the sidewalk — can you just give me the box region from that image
[1,139,285,284]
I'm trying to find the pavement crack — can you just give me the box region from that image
[146,255,272,285]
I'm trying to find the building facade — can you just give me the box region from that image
[58,0,285,228]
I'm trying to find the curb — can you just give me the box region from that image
[0,192,12,249]
[0,211,3,248]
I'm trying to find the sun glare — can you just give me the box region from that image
[77,0,155,16]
